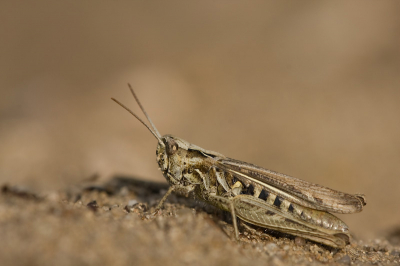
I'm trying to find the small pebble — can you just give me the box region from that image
[110,204,119,210]
[379,246,388,252]
[128,199,138,206]
[336,255,351,265]
[46,192,60,202]
[124,200,144,213]
[333,253,342,260]
[119,186,130,196]
[390,250,400,257]
[266,243,279,254]
[294,236,306,246]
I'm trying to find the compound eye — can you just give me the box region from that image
[166,139,179,155]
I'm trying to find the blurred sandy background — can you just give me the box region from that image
[1,1,399,241]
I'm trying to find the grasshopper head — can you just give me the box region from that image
[156,135,194,186]
[156,135,181,174]
[156,141,169,172]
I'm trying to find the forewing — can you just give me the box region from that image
[217,158,366,214]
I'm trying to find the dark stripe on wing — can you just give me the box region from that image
[259,190,269,200]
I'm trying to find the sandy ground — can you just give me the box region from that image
[1,178,399,266]
[1,1,400,265]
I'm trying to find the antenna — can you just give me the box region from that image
[128,83,162,138]
[111,87,164,146]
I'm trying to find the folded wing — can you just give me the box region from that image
[217,158,366,214]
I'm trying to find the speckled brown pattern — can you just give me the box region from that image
[0,178,398,265]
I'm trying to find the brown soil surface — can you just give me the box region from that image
[1,178,399,266]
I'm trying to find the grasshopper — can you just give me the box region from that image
[112,85,366,248]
